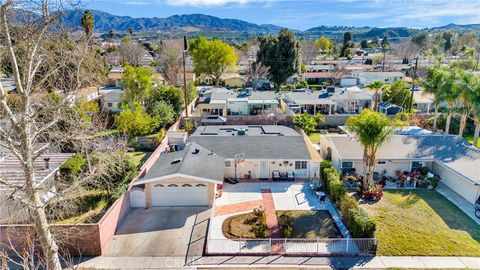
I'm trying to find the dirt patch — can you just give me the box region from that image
[222,212,268,239]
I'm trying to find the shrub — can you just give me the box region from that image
[183,119,195,135]
[321,161,377,239]
[320,160,332,180]
[279,214,293,238]
[244,216,258,225]
[252,224,268,238]
[347,208,376,238]
[429,176,440,189]
[60,154,86,181]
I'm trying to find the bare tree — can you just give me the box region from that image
[156,39,184,85]
[0,1,115,269]
[116,40,146,66]
[329,64,348,85]
[300,40,318,65]
[245,62,270,90]
[261,107,287,125]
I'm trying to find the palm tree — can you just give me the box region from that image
[455,70,475,137]
[366,80,384,112]
[81,10,94,39]
[471,76,480,147]
[438,69,459,134]
[345,109,403,191]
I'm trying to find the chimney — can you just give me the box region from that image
[44,157,50,170]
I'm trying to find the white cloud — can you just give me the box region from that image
[165,0,270,6]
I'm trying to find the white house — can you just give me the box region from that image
[354,72,405,87]
[320,134,480,204]
[130,125,322,208]
[100,88,123,113]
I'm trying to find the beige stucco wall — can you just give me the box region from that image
[145,176,216,207]
[432,162,480,204]
[224,159,312,180]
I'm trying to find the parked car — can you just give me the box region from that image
[201,115,227,126]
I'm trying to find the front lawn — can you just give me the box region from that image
[127,151,152,169]
[276,210,342,238]
[222,211,268,239]
[360,190,480,256]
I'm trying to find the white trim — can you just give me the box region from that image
[133,173,222,186]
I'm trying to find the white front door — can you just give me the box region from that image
[259,161,269,179]
[151,184,209,206]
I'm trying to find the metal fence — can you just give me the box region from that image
[207,238,377,256]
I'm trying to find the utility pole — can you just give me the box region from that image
[382,46,386,72]
[409,56,419,113]
[183,36,189,118]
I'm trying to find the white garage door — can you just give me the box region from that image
[151,183,209,206]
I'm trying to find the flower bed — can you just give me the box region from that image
[321,160,376,238]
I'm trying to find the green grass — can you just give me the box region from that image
[127,151,152,170]
[276,210,342,238]
[307,132,321,144]
[55,189,110,224]
[86,129,120,139]
[360,190,480,256]
[464,134,480,147]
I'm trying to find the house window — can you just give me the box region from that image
[225,160,232,167]
[182,184,192,187]
[167,184,178,187]
[196,184,206,187]
[107,102,112,107]
[295,161,308,170]
[377,161,387,165]
[341,161,354,174]
[411,161,423,171]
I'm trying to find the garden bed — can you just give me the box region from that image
[222,211,268,239]
[276,210,342,238]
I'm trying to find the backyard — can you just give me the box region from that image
[360,190,480,256]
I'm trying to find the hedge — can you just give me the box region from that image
[322,161,376,238]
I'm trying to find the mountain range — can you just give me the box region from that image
[60,10,480,41]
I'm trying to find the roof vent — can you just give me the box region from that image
[171,158,182,165]
[192,149,200,154]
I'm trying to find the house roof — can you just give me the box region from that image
[379,101,402,109]
[326,134,480,183]
[190,125,311,160]
[0,152,74,190]
[355,71,405,79]
[282,92,336,105]
[135,142,225,185]
[210,91,279,104]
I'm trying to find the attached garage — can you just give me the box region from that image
[150,183,210,206]
[130,142,225,208]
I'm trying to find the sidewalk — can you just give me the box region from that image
[75,255,480,269]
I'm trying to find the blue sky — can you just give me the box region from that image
[85,0,480,31]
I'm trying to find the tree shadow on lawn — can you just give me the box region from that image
[417,189,480,242]
[379,190,480,244]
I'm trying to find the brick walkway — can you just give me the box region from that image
[213,199,264,217]
[261,189,284,254]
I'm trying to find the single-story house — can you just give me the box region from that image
[106,66,123,87]
[354,72,405,87]
[340,76,358,87]
[413,90,435,114]
[100,88,123,113]
[196,91,279,117]
[190,125,321,181]
[130,142,225,208]
[320,134,480,204]
[0,148,73,223]
[378,101,403,115]
[282,86,373,115]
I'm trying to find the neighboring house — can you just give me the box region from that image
[303,72,336,85]
[130,142,225,208]
[199,73,245,88]
[106,67,123,87]
[190,125,321,181]
[100,89,123,113]
[76,87,101,103]
[282,86,373,115]
[340,76,358,87]
[0,78,16,93]
[196,91,279,117]
[320,134,480,204]
[413,90,435,114]
[378,101,403,115]
[0,149,73,223]
[354,72,405,87]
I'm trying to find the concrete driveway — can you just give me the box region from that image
[105,207,210,257]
